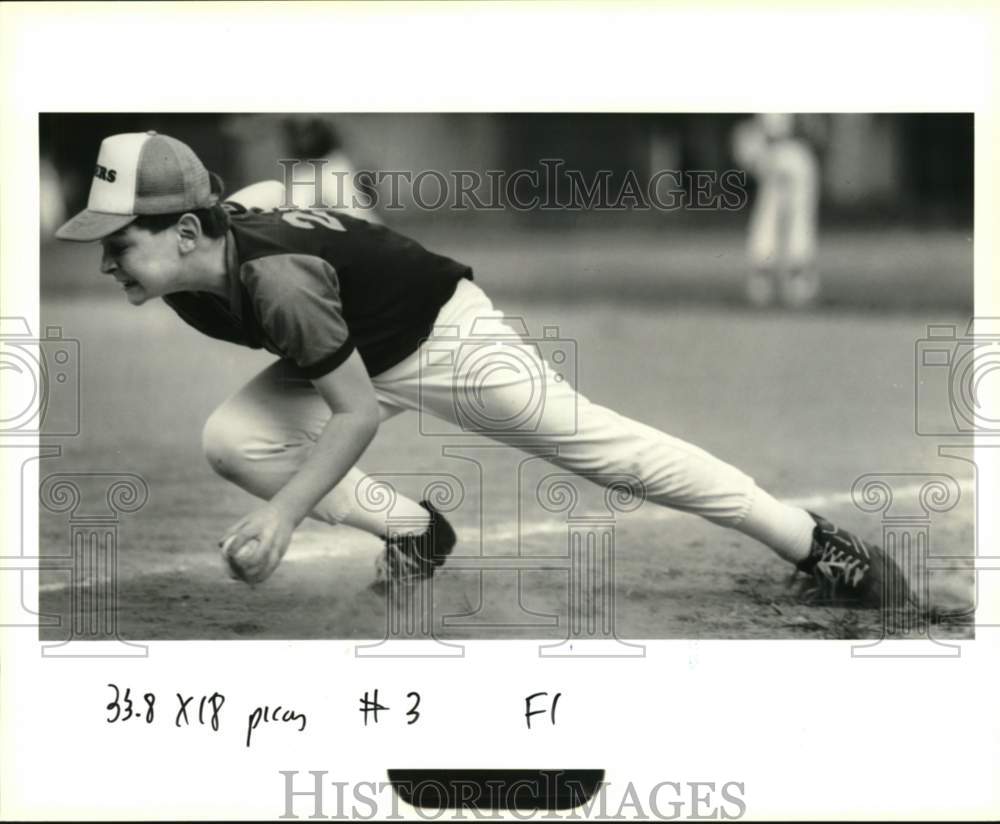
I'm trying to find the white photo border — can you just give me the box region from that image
[2,2,997,820]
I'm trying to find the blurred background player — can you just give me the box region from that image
[212,115,382,224]
[733,113,822,308]
[281,116,382,223]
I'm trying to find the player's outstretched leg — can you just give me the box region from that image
[408,280,908,608]
[541,401,911,608]
[544,404,910,608]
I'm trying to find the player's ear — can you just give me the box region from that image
[175,213,203,253]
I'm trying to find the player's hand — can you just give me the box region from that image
[219,504,295,585]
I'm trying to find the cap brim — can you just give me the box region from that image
[55,210,137,242]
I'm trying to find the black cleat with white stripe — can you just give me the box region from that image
[371,499,457,594]
[795,513,913,607]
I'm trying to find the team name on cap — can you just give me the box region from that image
[94,164,117,183]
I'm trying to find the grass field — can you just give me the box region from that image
[36,226,976,640]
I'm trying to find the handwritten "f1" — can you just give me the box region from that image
[525,691,561,729]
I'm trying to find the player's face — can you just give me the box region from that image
[99,224,184,305]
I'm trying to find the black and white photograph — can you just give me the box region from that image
[35,111,977,642]
[2,3,998,822]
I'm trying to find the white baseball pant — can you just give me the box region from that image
[201,279,764,537]
[748,138,820,269]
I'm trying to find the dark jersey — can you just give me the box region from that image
[163,205,473,378]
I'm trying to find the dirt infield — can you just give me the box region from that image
[36,229,976,641]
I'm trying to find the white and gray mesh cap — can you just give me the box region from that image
[56,131,219,241]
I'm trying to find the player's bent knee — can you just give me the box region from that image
[202,406,310,480]
[202,410,236,478]
[201,407,257,480]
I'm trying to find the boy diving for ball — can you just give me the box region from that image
[57,131,908,606]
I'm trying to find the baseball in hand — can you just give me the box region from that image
[221,536,262,584]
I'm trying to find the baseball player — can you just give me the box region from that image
[732,114,821,308]
[56,131,906,606]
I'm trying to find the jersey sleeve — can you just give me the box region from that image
[240,254,356,379]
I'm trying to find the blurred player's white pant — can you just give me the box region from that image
[202,280,757,533]
[748,138,819,269]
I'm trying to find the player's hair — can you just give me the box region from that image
[132,173,230,239]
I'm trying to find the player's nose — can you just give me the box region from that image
[100,248,118,274]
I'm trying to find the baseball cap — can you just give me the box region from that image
[56,131,219,242]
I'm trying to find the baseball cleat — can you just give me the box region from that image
[794,513,913,607]
[371,500,456,594]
